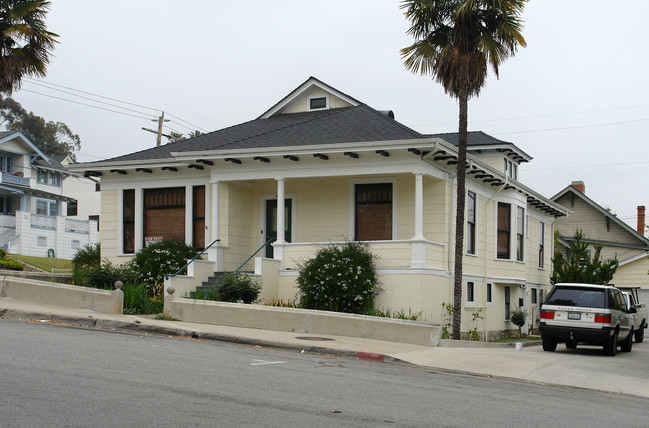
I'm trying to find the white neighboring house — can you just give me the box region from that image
[55,154,101,243]
[0,131,99,259]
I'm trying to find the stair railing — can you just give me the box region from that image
[234,237,276,273]
[165,238,221,279]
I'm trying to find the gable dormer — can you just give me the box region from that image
[258,76,361,119]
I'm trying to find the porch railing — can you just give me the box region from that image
[234,237,275,273]
[1,172,29,187]
[31,215,56,230]
[165,238,220,279]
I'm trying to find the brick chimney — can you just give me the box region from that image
[571,180,585,193]
[638,206,646,235]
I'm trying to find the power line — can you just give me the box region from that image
[166,114,208,133]
[23,77,161,112]
[24,80,156,118]
[526,160,649,172]
[418,104,649,127]
[19,89,155,121]
[21,78,209,133]
[495,118,649,135]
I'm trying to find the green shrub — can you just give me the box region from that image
[84,261,138,290]
[123,283,163,315]
[0,257,23,271]
[0,248,6,258]
[72,243,101,270]
[366,307,422,321]
[72,243,101,285]
[191,287,219,301]
[510,307,527,337]
[216,273,261,303]
[131,240,197,287]
[296,242,380,314]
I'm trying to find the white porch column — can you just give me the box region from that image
[411,172,426,268]
[274,178,286,266]
[185,184,193,246]
[414,173,424,239]
[134,188,144,252]
[209,181,222,270]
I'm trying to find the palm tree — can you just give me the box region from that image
[0,0,58,94]
[401,0,527,340]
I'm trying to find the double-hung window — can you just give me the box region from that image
[466,191,476,255]
[538,222,545,268]
[0,154,12,174]
[497,203,511,259]
[466,282,475,304]
[36,200,57,216]
[516,206,525,261]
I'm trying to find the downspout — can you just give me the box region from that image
[483,176,509,341]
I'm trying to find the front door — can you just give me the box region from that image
[265,199,292,258]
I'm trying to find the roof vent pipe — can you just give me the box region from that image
[378,110,395,120]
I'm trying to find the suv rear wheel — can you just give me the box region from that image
[621,328,633,352]
[634,325,645,343]
[542,335,557,352]
[603,331,618,356]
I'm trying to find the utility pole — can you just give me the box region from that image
[141,112,170,146]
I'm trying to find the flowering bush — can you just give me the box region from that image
[296,242,379,314]
[131,239,197,287]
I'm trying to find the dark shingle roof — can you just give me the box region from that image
[426,131,514,147]
[101,104,423,163]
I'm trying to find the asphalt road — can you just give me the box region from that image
[2,319,649,427]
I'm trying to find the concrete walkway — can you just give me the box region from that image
[2,297,648,399]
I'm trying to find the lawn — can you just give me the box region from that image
[8,254,73,272]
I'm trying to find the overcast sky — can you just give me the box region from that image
[8,1,649,231]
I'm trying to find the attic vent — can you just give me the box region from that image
[309,96,327,110]
[378,110,395,119]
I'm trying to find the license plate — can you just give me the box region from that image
[568,312,581,320]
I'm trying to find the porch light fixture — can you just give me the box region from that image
[375,150,389,157]
[254,156,270,163]
[408,148,421,156]
[434,155,454,161]
[109,169,127,175]
[344,151,358,159]
[197,159,214,166]
[135,168,152,173]
[188,164,204,170]
[283,155,299,161]
[161,167,178,172]
[84,171,102,177]
[313,153,328,160]
[225,158,241,164]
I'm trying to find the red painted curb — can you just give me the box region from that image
[357,352,384,362]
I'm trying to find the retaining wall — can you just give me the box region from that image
[164,293,441,347]
[0,276,123,314]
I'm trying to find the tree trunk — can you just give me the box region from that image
[452,94,468,340]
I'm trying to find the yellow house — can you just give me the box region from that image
[71,77,568,338]
[552,181,649,302]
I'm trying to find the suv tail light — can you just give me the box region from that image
[595,314,611,323]
[540,310,555,320]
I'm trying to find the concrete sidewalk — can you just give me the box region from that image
[2,297,648,399]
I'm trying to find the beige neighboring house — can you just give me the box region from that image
[552,181,649,301]
[70,77,568,337]
[0,131,98,259]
